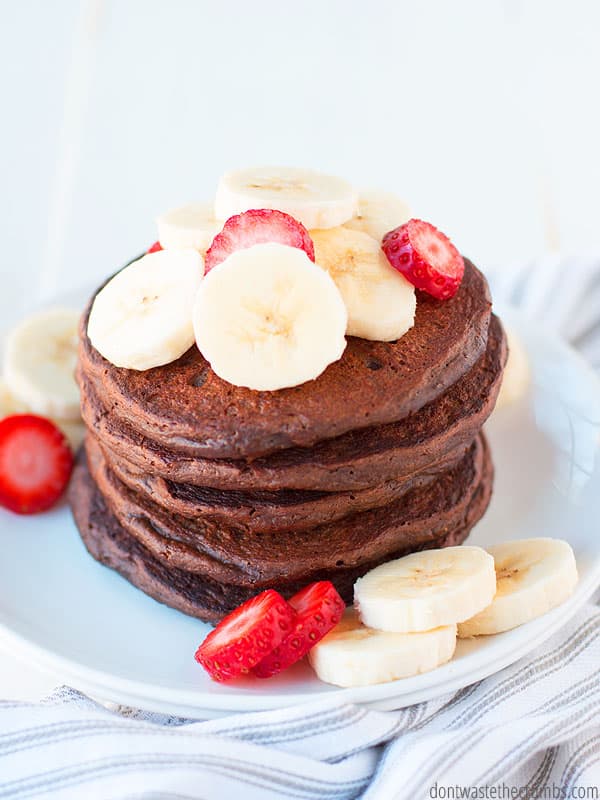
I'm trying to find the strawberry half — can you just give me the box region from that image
[195,589,297,682]
[253,581,345,679]
[147,241,163,253]
[204,209,315,273]
[382,219,465,300]
[0,415,74,515]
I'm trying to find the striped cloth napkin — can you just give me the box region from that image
[1,257,599,800]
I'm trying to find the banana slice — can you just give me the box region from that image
[193,242,347,391]
[0,378,28,418]
[88,249,203,371]
[311,227,416,341]
[0,378,84,449]
[309,609,456,687]
[157,202,221,252]
[215,166,358,230]
[55,419,85,451]
[458,538,578,637]
[3,308,81,420]
[355,546,496,633]
[495,328,530,410]
[344,190,411,241]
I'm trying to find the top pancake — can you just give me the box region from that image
[78,258,492,460]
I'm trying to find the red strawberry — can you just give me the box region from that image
[382,219,465,300]
[147,241,162,253]
[0,415,74,515]
[205,209,315,273]
[195,589,297,682]
[253,581,345,679]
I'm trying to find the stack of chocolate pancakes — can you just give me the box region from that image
[69,258,507,622]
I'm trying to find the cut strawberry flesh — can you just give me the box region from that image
[195,589,297,682]
[147,241,162,253]
[205,209,315,273]
[382,219,465,300]
[0,415,74,515]
[253,581,345,679]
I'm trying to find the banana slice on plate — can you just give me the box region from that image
[311,227,416,341]
[495,328,530,410]
[3,308,81,421]
[354,546,496,633]
[88,249,204,371]
[0,378,28,418]
[215,166,358,230]
[55,420,85,452]
[344,190,411,241]
[458,538,578,637]
[157,203,221,252]
[193,242,347,391]
[309,609,457,687]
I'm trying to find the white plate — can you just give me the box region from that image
[1,308,599,718]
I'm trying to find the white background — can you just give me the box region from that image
[2,0,600,326]
[1,0,600,698]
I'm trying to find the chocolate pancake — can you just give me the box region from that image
[91,432,467,532]
[70,443,493,622]
[84,433,489,586]
[79,314,506,492]
[77,259,492,460]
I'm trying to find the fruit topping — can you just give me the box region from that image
[205,209,315,273]
[194,243,347,391]
[215,166,358,230]
[156,203,221,252]
[311,227,416,341]
[0,414,74,514]
[354,546,496,633]
[253,581,345,678]
[195,589,296,682]
[87,249,203,371]
[382,219,465,300]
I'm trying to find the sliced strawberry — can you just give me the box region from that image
[382,219,465,300]
[253,581,345,679]
[0,415,74,515]
[195,589,297,682]
[147,241,162,253]
[204,209,315,273]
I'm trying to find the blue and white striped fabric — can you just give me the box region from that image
[1,602,599,799]
[1,258,599,800]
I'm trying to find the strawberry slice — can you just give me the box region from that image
[195,589,297,682]
[253,581,345,679]
[205,209,315,273]
[382,219,465,300]
[0,415,74,515]
[147,241,163,253]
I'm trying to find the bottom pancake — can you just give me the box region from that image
[69,441,494,623]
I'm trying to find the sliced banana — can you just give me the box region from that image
[344,190,411,241]
[0,378,83,449]
[156,202,221,252]
[355,546,496,633]
[309,608,456,687]
[193,242,347,391]
[458,538,578,637]
[55,419,85,451]
[311,227,416,341]
[215,166,358,230]
[3,308,81,421]
[0,378,28,418]
[88,249,204,371]
[496,328,530,410]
